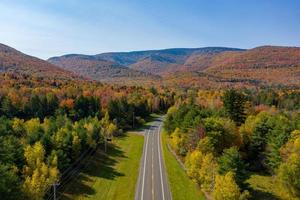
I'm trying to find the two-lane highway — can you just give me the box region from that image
[135,118,172,200]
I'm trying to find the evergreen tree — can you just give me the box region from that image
[0,164,22,200]
[222,89,246,125]
[218,147,247,187]
[1,97,18,118]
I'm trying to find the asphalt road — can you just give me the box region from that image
[135,118,172,200]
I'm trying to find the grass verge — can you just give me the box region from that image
[161,130,206,200]
[61,132,144,200]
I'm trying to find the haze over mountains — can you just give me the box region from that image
[1,42,300,88]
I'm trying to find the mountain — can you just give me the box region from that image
[168,46,300,88]
[49,47,242,78]
[206,46,300,87]
[49,45,300,88]
[0,43,78,80]
[98,47,243,74]
[48,54,159,82]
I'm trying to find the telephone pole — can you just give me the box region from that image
[132,111,135,128]
[52,182,60,200]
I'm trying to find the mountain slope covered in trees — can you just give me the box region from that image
[49,47,242,76]
[0,43,79,80]
[48,45,300,88]
[48,54,159,82]
[1,43,300,88]
[164,46,300,88]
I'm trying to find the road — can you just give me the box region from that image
[135,118,172,200]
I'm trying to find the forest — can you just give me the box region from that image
[1,72,300,200]
[0,74,174,200]
[164,88,300,200]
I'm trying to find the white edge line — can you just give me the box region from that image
[141,127,150,200]
[152,130,155,200]
[158,124,165,200]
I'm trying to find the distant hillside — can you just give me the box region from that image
[129,47,244,74]
[0,43,78,80]
[48,54,159,82]
[167,46,300,88]
[205,46,300,87]
[50,47,243,76]
[49,45,300,88]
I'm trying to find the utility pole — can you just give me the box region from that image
[132,111,135,128]
[53,182,60,200]
[104,135,107,153]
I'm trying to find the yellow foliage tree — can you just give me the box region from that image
[199,153,218,191]
[72,133,81,159]
[276,130,300,199]
[170,128,186,154]
[24,141,45,170]
[185,150,204,183]
[213,172,249,200]
[185,150,218,191]
[84,122,97,148]
[24,118,41,136]
[22,142,59,200]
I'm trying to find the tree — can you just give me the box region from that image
[22,142,59,200]
[218,147,247,186]
[108,97,134,130]
[71,133,81,159]
[170,128,188,156]
[185,150,204,184]
[0,135,24,169]
[185,150,218,191]
[0,117,12,137]
[24,141,45,170]
[1,97,18,118]
[197,137,215,154]
[24,94,44,119]
[276,153,300,199]
[24,118,43,145]
[198,153,218,191]
[222,89,246,125]
[12,118,25,137]
[276,130,300,199]
[204,117,239,154]
[0,164,22,200]
[264,114,292,172]
[23,163,59,200]
[73,95,100,120]
[45,93,59,116]
[213,172,249,200]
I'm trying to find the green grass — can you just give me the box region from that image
[161,130,206,200]
[61,132,144,200]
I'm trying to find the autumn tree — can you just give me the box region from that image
[213,172,249,200]
[22,142,59,200]
[185,150,218,191]
[204,117,240,154]
[276,130,300,199]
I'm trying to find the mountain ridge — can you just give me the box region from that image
[0,43,80,80]
[1,43,300,88]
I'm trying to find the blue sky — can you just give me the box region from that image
[0,0,299,59]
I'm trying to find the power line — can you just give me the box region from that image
[45,147,97,200]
